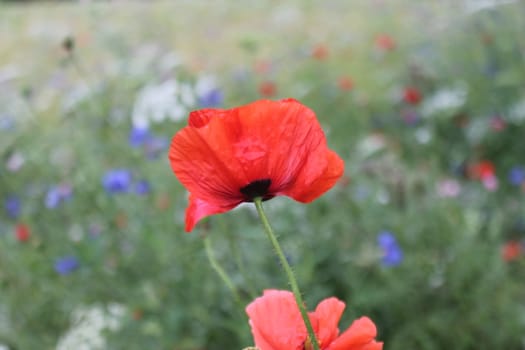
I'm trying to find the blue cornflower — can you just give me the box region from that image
[508,166,525,186]
[4,195,21,219]
[45,187,61,209]
[377,231,403,267]
[198,88,224,108]
[129,127,150,148]
[135,180,151,195]
[54,256,79,275]
[102,169,132,194]
[45,184,73,209]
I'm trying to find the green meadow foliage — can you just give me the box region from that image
[0,1,524,349]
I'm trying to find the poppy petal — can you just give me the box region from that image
[169,117,247,203]
[282,150,344,203]
[188,108,228,128]
[328,317,382,350]
[312,297,345,347]
[231,99,343,197]
[246,290,306,350]
[185,194,239,232]
[219,99,320,189]
[355,342,383,350]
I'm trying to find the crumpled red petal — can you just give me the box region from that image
[185,194,239,232]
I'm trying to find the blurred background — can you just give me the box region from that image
[1,0,525,349]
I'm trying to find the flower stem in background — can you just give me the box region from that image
[253,198,320,350]
[219,217,258,300]
[62,36,100,117]
[204,235,241,304]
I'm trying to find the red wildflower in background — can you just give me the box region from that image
[374,34,396,51]
[254,60,272,75]
[15,223,30,242]
[169,99,344,231]
[312,44,329,60]
[337,76,354,91]
[502,241,522,262]
[403,87,422,105]
[259,81,277,97]
[246,290,383,350]
[468,161,495,181]
[468,160,498,191]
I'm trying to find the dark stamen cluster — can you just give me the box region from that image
[240,179,272,201]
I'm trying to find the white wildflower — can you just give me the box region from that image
[132,79,196,128]
[158,52,182,72]
[62,83,92,112]
[194,75,217,98]
[56,303,126,350]
[464,0,517,14]
[508,98,525,123]
[0,65,20,84]
[6,152,25,172]
[421,83,468,117]
[356,133,386,158]
[415,127,432,144]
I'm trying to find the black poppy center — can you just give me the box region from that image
[240,179,272,201]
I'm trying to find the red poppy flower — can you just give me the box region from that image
[259,81,277,97]
[403,87,422,105]
[15,223,30,242]
[169,98,344,232]
[374,34,396,51]
[246,290,383,350]
[312,44,329,61]
[338,76,354,91]
[469,161,495,181]
[502,241,522,262]
[254,60,272,75]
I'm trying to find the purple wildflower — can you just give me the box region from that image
[378,231,403,267]
[102,169,132,194]
[401,109,420,126]
[508,166,525,186]
[45,184,73,209]
[135,180,151,195]
[45,187,61,209]
[54,256,79,275]
[198,88,224,108]
[4,195,21,219]
[128,127,150,147]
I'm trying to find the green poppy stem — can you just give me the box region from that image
[204,235,241,304]
[254,198,320,350]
